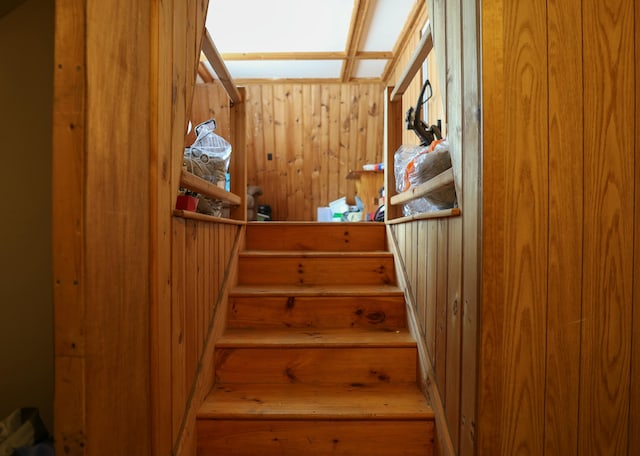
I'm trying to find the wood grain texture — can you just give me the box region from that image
[244,83,384,221]
[459,0,481,452]
[544,0,583,454]
[83,0,152,453]
[478,0,506,452]
[245,222,386,251]
[189,83,231,143]
[435,219,449,394]
[171,219,240,454]
[149,0,177,452]
[197,420,433,456]
[53,0,86,451]
[173,222,241,456]
[631,4,640,455]
[498,2,549,454]
[579,0,635,453]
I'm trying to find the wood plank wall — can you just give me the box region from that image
[150,0,210,454]
[385,1,480,455]
[53,1,154,454]
[480,0,640,455]
[188,83,232,146]
[171,219,240,456]
[54,0,218,454]
[238,83,384,221]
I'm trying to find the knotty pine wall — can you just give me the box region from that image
[244,83,385,221]
[480,0,640,455]
[385,1,480,455]
[170,218,241,456]
[53,0,218,455]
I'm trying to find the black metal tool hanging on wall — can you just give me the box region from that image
[405,79,442,146]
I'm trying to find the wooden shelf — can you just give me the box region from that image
[390,167,453,206]
[173,209,245,225]
[180,170,241,206]
[386,207,461,225]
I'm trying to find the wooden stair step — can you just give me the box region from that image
[238,251,396,286]
[215,346,417,385]
[199,383,434,420]
[245,222,387,251]
[217,327,415,348]
[197,419,434,456]
[228,294,407,329]
[230,283,404,297]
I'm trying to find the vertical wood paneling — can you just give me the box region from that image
[172,219,187,439]
[445,218,462,452]
[435,220,449,393]
[478,0,506,452]
[84,0,152,453]
[426,221,438,360]
[544,0,583,453]
[189,83,232,143]
[244,84,384,221]
[499,1,549,453]
[459,0,481,451]
[442,1,464,446]
[417,222,427,336]
[480,1,638,455]
[631,4,640,454]
[171,218,239,454]
[579,0,635,453]
[53,0,86,453]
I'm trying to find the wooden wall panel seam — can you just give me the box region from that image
[53,0,87,451]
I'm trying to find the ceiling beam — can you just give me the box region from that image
[341,0,372,82]
[201,28,242,104]
[381,0,427,83]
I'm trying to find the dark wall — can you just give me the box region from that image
[0,0,54,430]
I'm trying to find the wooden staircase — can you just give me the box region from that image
[196,223,435,455]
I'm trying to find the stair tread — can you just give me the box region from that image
[199,383,434,420]
[217,327,415,348]
[240,250,391,257]
[230,284,404,297]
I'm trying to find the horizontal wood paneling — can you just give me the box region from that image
[244,83,384,221]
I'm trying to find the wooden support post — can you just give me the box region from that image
[384,86,403,221]
[229,87,247,221]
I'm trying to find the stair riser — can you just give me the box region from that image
[228,296,407,329]
[246,224,387,251]
[197,419,434,456]
[238,256,396,286]
[215,347,417,385]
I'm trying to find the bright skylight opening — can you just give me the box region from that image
[361,0,415,51]
[219,60,344,80]
[207,0,353,53]
[354,59,389,79]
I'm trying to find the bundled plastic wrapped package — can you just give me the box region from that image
[182,119,232,216]
[394,139,456,216]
